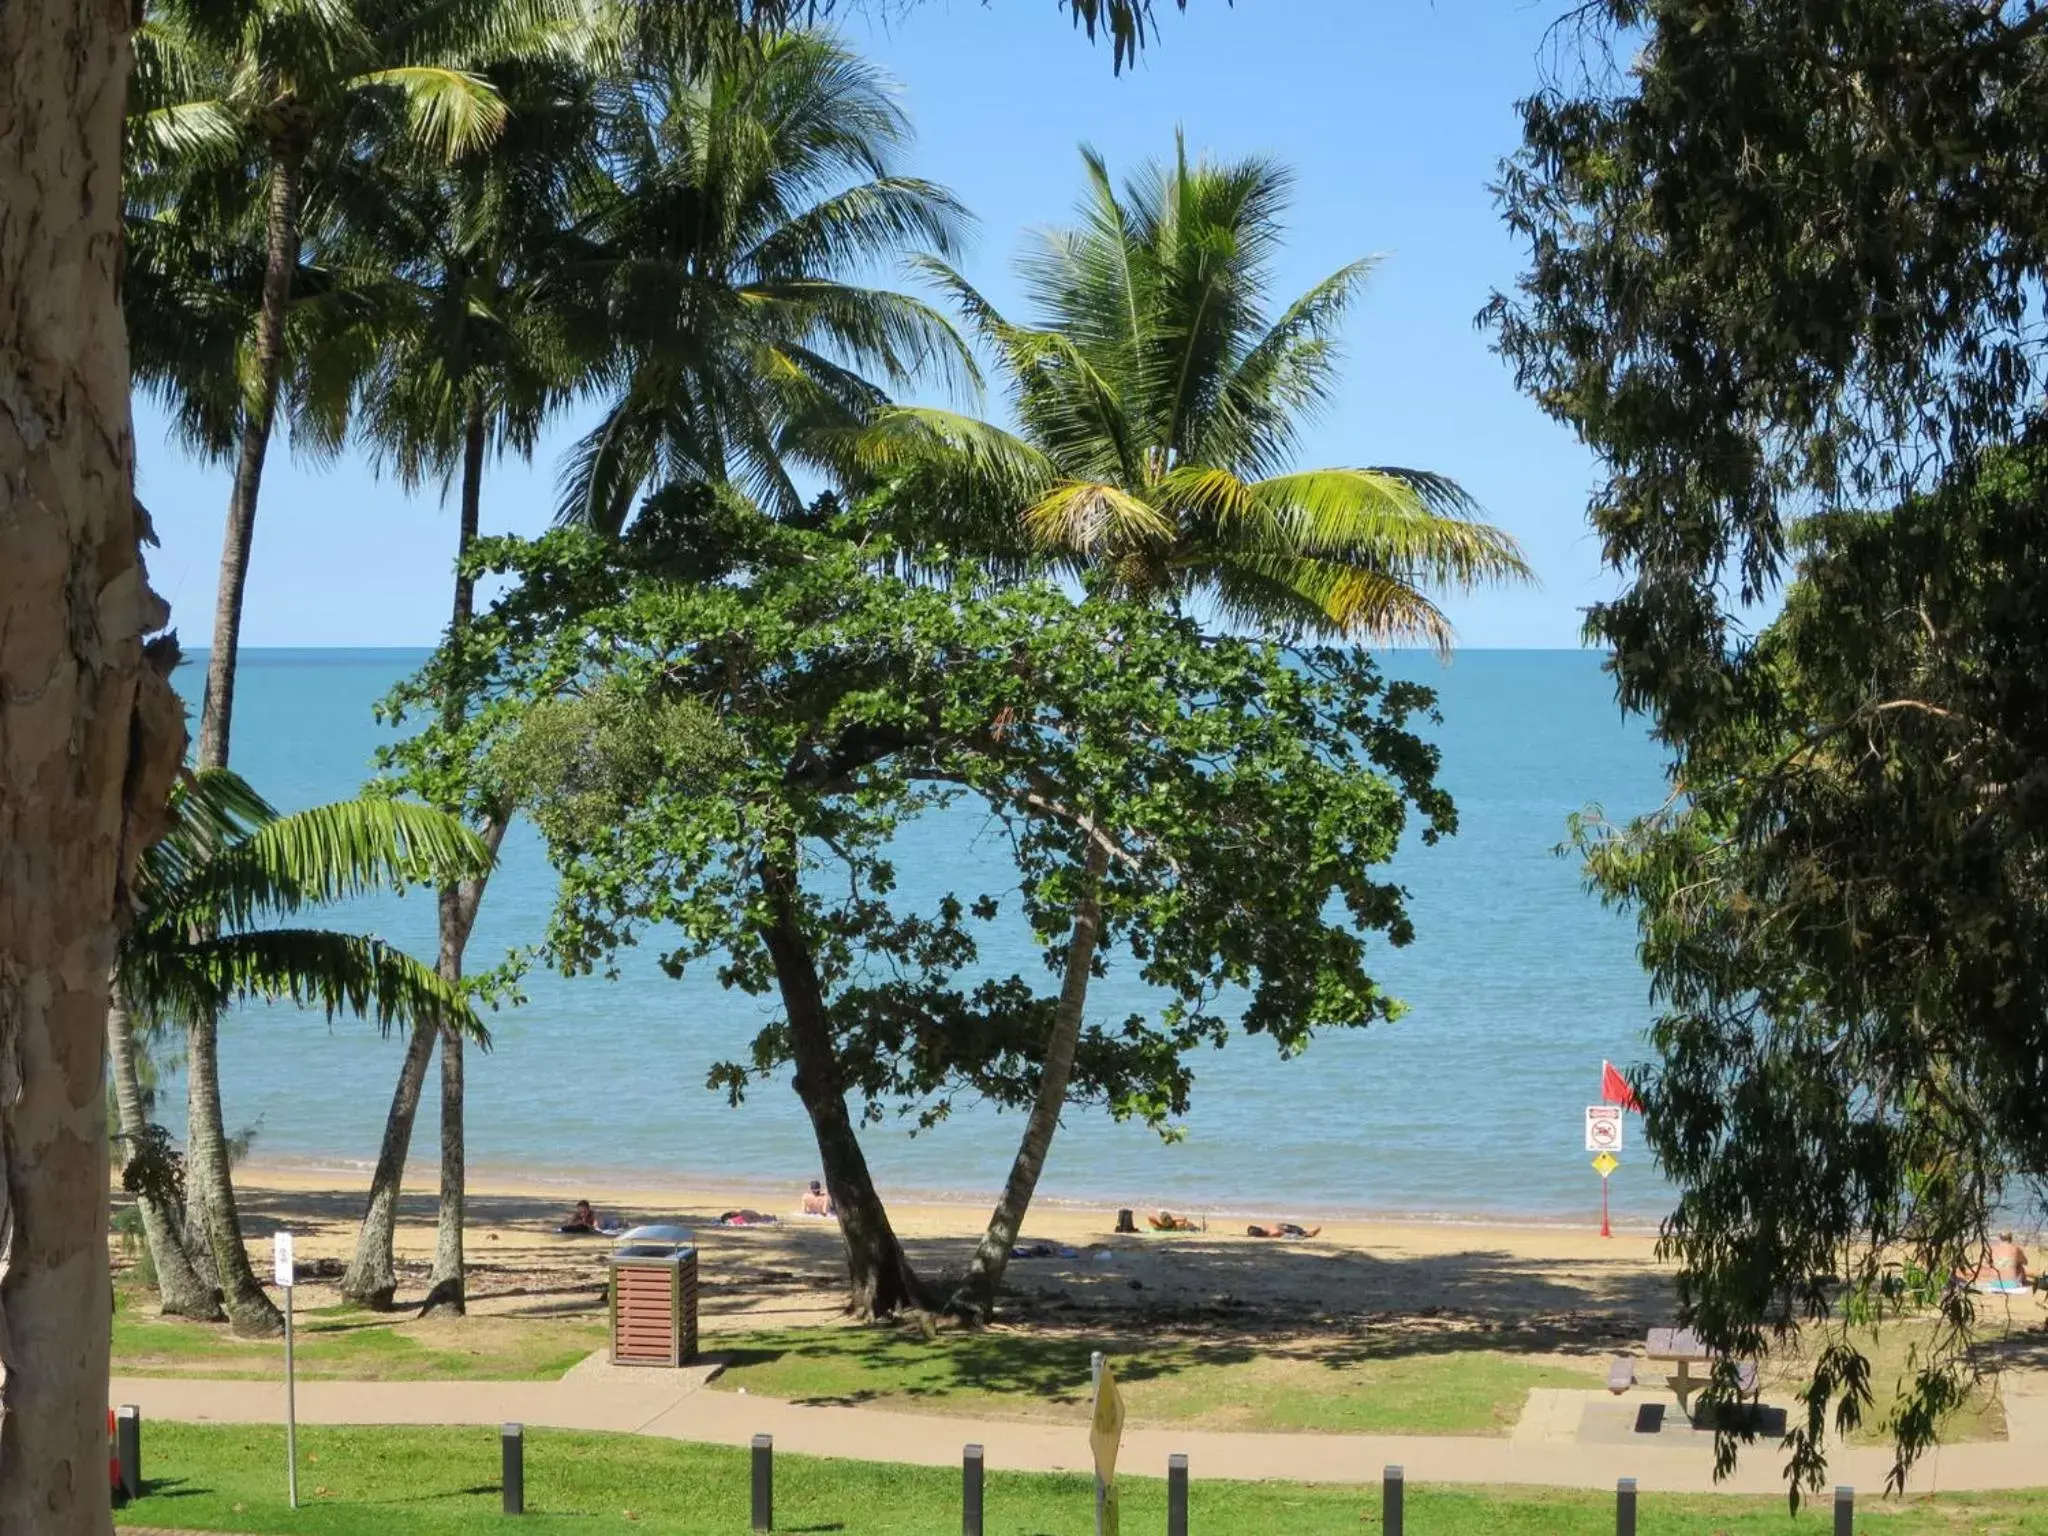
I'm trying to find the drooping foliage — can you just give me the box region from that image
[1574,448,2048,1492]
[1488,0,2048,1491]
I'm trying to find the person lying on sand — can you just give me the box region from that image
[718,1208,778,1227]
[1149,1210,1198,1231]
[800,1180,836,1217]
[1246,1222,1321,1240]
[1961,1232,2031,1290]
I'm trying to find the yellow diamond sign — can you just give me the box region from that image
[1592,1151,1619,1179]
[1090,1358,1126,1486]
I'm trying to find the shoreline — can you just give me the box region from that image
[232,1154,1669,1239]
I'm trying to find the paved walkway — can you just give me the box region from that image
[109,1361,2048,1498]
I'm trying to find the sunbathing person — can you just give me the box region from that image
[558,1200,601,1235]
[1967,1232,2032,1289]
[1246,1222,1321,1240]
[718,1208,777,1226]
[800,1180,836,1217]
[1148,1210,1197,1231]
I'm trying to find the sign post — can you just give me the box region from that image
[273,1231,297,1508]
[1089,1352,1125,1536]
[1585,1109,1624,1238]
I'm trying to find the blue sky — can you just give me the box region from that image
[137,0,1615,650]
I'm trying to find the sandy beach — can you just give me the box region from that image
[166,1162,1697,1360]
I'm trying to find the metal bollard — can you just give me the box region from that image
[1167,1453,1189,1536]
[116,1405,142,1503]
[1383,1464,1404,1536]
[752,1433,774,1533]
[962,1443,984,1536]
[501,1423,524,1515]
[1615,1476,1636,1536]
[1835,1484,1854,1536]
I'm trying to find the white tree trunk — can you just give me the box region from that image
[0,0,184,1524]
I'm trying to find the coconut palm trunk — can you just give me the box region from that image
[180,140,307,1337]
[338,1019,438,1307]
[951,839,1109,1317]
[108,989,222,1320]
[422,400,491,1317]
[198,141,303,770]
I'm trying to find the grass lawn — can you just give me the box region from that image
[709,1326,1614,1435]
[120,1423,2048,1535]
[112,1287,605,1382]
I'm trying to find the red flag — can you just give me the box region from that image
[1601,1060,1642,1112]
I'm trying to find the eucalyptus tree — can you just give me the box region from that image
[333,51,607,1316]
[855,139,1530,1309]
[553,29,974,532]
[110,769,490,1332]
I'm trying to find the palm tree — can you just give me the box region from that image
[129,0,563,770]
[855,139,1532,1313]
[332,53,604,1314]
[111,769,493,1333]
[554,29,975,533]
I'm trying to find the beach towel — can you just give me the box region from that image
[1972,1277,2030,1295]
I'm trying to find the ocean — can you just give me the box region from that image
[168,647,1673,1225]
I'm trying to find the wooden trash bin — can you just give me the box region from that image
[608,1225,698,1367]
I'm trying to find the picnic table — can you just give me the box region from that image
[1644,1327,1756,1417]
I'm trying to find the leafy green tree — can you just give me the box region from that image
[1489,0,2048,1492]
[110,769,490,1332]
[427,511,1450,1317]
[331,47,608,1316]
[553,29,973,532]
[854,138,1528,1306]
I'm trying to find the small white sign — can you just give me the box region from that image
[273,1231,295,1288]
[1585,1105,1624,1153]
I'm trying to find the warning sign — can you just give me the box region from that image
[1591,1151,1619,1179]
[1585,1105,1624,1153]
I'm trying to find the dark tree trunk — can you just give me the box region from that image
[952,840,1109,1318]
[759,854,930,1319]
[421,402,491,1319]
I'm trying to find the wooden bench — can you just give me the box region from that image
[1607,1356,1637,1394]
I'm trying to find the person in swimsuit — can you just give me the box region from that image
[559,1200,600,1235]
[800,1180,835,1217]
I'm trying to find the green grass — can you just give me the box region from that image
[120,1423,2048,1534]
[710,1326,1609,1435]
[112,1289,605,1382]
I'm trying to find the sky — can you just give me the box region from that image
[137,0,1618,651]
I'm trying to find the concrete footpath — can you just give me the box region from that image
[108,1359,2048,1498]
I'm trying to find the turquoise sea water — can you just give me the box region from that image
[171,648,1673,1224]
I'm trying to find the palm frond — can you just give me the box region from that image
[182,928,488,1041]
[1247,468,1531,587]
[177,795,494,930]
[353,66,508,157]
[1022,480,1174,554]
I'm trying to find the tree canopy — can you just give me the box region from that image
[417,506,1451,1314]
[1491,0,2048,1493]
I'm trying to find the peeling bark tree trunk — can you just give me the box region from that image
[338,1020,436,1308]
[952,840,1110,1318]
[0,0,185,1519]
[759,855,930,1319]
[107,993,219,1320]
[420,404,492,1319]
